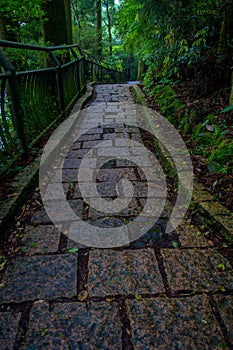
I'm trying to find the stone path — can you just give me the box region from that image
[0,84,233,349]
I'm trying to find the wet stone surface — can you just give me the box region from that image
[88,249,164,296]
[162,248,233,292]
[26,301,122,350]
[126,296,226,350]
[215,295,233,343]
[0,255,77,303]
[21,225,60,254]
[175,220,209,248]
[1,84,233,349]
[0,311,21,350]
[30,207,52,224]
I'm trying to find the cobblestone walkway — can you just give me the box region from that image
[0,84,233,349]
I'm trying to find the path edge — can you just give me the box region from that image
[0,83,95,233]
[131,84,233,241]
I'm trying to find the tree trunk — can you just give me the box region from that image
[72,1,81,41]
[137,60,145,80]
[230,71,233,106]
[43,0,72,46]
[105,0,112,56]
[217,2,233,57]
[96,0,102,57]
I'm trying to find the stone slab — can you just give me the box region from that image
[175,220,209,247]
[21,225,60,254]
[26,301,122,349]
[215,295,233,344]
[126,296,226,349]
[192,190,214,202]
[88,249,164,296]
[0,255,77,303]
[162,248,233,292]
[30,207,51,224]
[0,311,21,350]
[199,201,232,216]
[96,168,137,182]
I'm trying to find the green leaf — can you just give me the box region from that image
[217,263,225,272]
[39,328,48,337]
[0,260,7,271]
[67,248,79,253]
[221,105,233,113]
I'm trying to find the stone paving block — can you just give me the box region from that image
[97,146,130,157]
[68,199,84,217]
[131,181,148,197]
[192,190,213,202]
[126,296,226,350]
[79,157,97,169]
[162,248,233,292]
[0,255,77,303]
[214,216,233,234]
[95,182,118,197]
[66,148,90,159]
[30,207,51,224]
[44,183,66,200]
[87,198,140,221]
[129,224,168,249]
[83,140,101,149]
[88,249,164,296]
[66,237,87,250]
[62,168,79,182]
[77,133,102,141]
[215,295,233,343]
[96,168,137,182]
[26,301,122,350]
[199,201,232,216]
[175,220,209,247]
[63,158,81,169]
[0,311,21,350]
[88,216,127,228]
[21,225,60,254]
[116,159,136,167]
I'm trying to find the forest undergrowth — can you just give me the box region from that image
[142,65,233,212]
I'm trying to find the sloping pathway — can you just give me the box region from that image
[0,84,233,349]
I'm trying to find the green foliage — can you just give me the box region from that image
[190,115,233,174]
[117,0,232,83]
[0,0,45,42]
[221,105,233,113]
[146,83,184,123]
[208,139,233,173]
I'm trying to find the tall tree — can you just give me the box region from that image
[43,0,72,45]
[96,0,102,57]
[103,0,116,56]
[71,0,98,53]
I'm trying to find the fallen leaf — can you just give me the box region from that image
[106,297,115,302]
[67,248,79,253]
[0,260,7,271]
[217,263,225,272]
[219,286,226,292]
[39,328,48,337]
[78,290,88,301]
